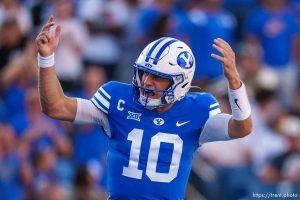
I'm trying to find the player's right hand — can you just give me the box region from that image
[35,16,61,57]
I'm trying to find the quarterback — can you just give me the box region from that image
[36,16,252,199]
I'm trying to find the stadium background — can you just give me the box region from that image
[0,0,300,199]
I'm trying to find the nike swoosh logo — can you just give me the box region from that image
[234,98,242,111]
[176,121,191,127]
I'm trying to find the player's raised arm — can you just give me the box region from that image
[211,38,252,138]
[35,16,77,121]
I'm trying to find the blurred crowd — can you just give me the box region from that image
[0,0,300,199]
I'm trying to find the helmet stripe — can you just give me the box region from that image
[152,39,178,65]
[145,37,167,62]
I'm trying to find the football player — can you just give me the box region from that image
[36,16,252,199]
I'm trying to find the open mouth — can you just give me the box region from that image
[144,89,155,97]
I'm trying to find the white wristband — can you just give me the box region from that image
[38,53,55,68]
[228,82,251,121]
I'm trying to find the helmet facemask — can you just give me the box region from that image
[133,64,184,109]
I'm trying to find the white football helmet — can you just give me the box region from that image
[133,37,195,109]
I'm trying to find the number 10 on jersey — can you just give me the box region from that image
[122,128,183,183]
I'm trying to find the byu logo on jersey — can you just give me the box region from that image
[127,111,141,122]
[153,118,164,126]
[177,51,194,69]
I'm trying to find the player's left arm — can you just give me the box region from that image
[211,38,252,138]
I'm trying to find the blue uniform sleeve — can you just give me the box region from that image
[91,81,115,115]
[196,93,231,145]
[204,93,221,119]
[189,92,221,121]
[190,92,221,126]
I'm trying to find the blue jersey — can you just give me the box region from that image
[176,9,236,79]
[244,7,300,67]
[91,81,220,199]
